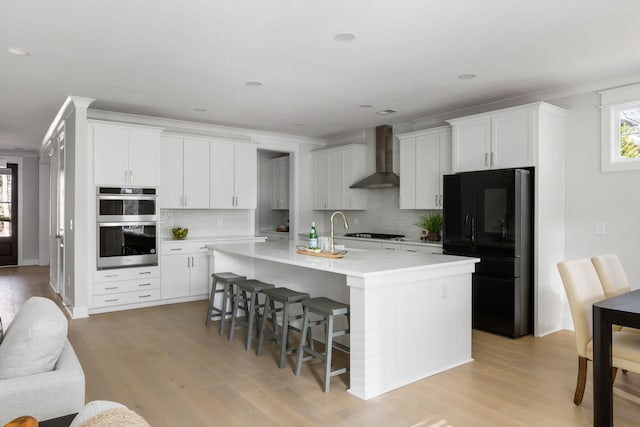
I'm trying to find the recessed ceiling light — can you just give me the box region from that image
[245,81,263,87]
[458,73,478,80]
[359,104,372,108]
[193,107,207,112]
[334,33,356,43]
[376,108,398,115]
[6,47,30,56]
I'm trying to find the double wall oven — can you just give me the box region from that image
[96,187,158,269]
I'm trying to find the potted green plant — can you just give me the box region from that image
[415,213,443,242]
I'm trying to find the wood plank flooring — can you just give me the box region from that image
[2,266,640,426]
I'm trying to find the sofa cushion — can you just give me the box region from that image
[0,297,68,379]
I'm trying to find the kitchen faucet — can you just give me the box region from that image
[330,211,349,253]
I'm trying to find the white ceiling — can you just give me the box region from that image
[2,0,640,151]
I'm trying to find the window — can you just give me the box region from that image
[600,84,640,172]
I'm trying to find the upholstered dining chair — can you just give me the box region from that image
[557,259,640,405]
[591,254,640,335]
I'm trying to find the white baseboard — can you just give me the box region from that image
[21,258,39,266]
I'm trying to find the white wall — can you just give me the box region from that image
[38,162,50,265]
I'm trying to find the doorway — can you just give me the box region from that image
[0,163,18,265]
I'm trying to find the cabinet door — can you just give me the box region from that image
[313,152,329,210]
[415,133,440,209]
[327,150,343,209]
[271,156,289,210]
[342,148,366,209]
[159,136,184,208]
[210,140,235,208]
[160,255,190,299]
[491,110,533,169]
[438,131,452,201]
[93,124,128,185]
[183,138,210,208]
[234,143,257,209]
[189,252,209,295]
[128,129,160,186]
[399,137,416,209]
[453,118,491,172]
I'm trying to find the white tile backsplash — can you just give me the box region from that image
[160,209,254,238]
[316,188,439,239]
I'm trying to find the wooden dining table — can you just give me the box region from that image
[593,289,640,427]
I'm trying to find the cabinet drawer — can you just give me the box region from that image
[161,242,209,255]
[94,266,159,283]
[94,278,160,295]
[92,289,161,308]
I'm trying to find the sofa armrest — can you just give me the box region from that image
[0,340,85,424]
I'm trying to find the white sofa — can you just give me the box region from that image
[0,297,85,424]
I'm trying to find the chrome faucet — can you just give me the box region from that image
[330,211,349,253]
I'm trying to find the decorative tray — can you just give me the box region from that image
[295,246,347,259]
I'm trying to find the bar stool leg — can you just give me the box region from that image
[219,282,233,336]
[323,314,334,393]
[279,302,290,368]
[295,306,311,376]
[256,295,271,356]
[246,291,258,350]
[229,286,243,341]
[205,276,218,328]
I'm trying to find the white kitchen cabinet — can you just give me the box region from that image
[160,135,210,209]
[161,242,209,298]
[312,144,367,210]
[260,230,289,241]
[92,121,162,186]
[210,140,257,209]
[333,238,381,250]
[398,126,451,209]
[448,104,539,172]
[92,265,160,309]
[271,156,289,210]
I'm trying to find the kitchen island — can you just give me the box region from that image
[208,240,479,400]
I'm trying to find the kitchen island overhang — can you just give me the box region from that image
[208,240,479,400]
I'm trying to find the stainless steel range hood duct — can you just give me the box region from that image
[350,125,400,189]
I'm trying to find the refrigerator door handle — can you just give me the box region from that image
[471,215,475,243]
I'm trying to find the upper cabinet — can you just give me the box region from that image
[312,144,367,210]
[210,140,257,209]
[398,126,451,210]
[92,121,162,186]
[448,102,565,173]
[271,156,289,210]
[160,135,210,209]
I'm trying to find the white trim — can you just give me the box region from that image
[40,96,95,153]
[22,258,38,266]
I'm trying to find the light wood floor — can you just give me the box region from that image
[2,266,640,426]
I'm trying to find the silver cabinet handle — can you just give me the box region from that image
[105,298,119,303]
[139,271,151,275]
[138,294,152,299]
[435,194,438,206]
[170,248,182,251]
[385,247,396,251]
[138,283,152,287]
[484,153,489,167]
[129,170,133,183]
[105,286,119,290]
[191,256,195,267]
[490,152,495,167]
[124,170,128,183]
[406,249,418,253]
[105,274,119,278]
[184,195,187,207]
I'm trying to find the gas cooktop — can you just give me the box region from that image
[343,232,405,240]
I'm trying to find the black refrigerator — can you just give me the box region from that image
[443,168,532,338]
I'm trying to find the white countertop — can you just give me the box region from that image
[297,233,442,248]
[161,235,266,243]
[208,239,476,278]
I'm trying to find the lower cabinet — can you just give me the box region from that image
[161,242,210,299]
[92,266,160,308]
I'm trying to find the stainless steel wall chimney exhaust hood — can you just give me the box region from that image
[350,125,399,189]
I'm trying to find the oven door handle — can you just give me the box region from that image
[97,194,157,201]
[97,221,158,227]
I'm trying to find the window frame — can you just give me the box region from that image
[600,84,640,172]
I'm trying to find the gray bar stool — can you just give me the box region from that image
[205,272,247,336]
[256,287,311,368]
[228,279,275,350]
[294,297,350,393]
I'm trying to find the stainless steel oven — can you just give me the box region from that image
[97,187,157,222]
[96,187,158,269]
